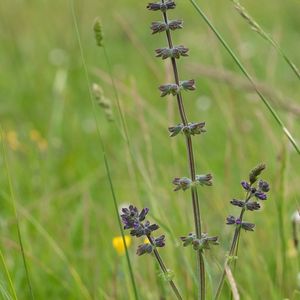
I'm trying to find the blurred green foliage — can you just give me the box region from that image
[0,0,300,299]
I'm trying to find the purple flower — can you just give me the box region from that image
[180,233,196,247]
[230,199,245,208]
[258,180,270,192]
[241,181,250,191]
[150,20,183,34]
[154,235,166,247]
[241,222,255,231]
[159,83,180,97]
[246,201,261,211]
[226,215,236,225]
[195,174,213,186]
[168,19,183,31]
[182,122,206,136]
[168,124,184,137]
[147,1,176,12]
[155,45,189,60]
[255,191,267,200]
[136,243,153,256]
[172,177,192,191]
[180,79,196,91]
[180,233,218,250]
[226,216,255,231]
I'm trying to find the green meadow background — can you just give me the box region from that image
[1,0,300,299]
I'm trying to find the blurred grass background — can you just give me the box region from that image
[0,0,300,299]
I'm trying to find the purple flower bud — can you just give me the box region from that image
[168,124,184,137]
[235,218,242,225]
[150,20,183,34]
[180,233,196,247]
[159,83,180,97]
[136,243,153,256]
[180,79,196,91]
[182,122,206,136]
[139,208,149,221]
[154,235,166,247]
[241,181,250,191]
[241,222,255,231]
[172,177,192,191]
[230,199,245,208]
[147,1,176,12]
[195,174,213,186]
[226,215,236,225]
[258,180,270,192]
[246,201,261,211]
[255,191,267,200]
[155,45,189,60]
[168,19,183,31]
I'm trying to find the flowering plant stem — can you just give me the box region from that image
[214,192,251,299]
[161,1,205,299]
[147,235,183,300]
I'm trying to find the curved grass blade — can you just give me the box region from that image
[231,0,300,81]
[1,128,34,300]
[0,249,18,300]
[189,0,300,154]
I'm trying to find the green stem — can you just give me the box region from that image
[147,236,183,300]
[70,1,139,299]
[160,1,205,298]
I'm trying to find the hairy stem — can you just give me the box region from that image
[161,1,205,298]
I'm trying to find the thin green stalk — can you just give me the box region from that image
[160,1,205,298]
[275,144,288,293]
[214,191,251,300]
[231,0,300,81]
[1,129,34,300]
[147,236,183,300]
[0,249,18,300]
[189,0,300,155]
[70,2,139,299]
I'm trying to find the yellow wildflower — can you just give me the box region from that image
[6,130,20,151]
[112,235,132,255]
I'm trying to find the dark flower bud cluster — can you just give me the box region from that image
[226,216,255,231]
[168,122,206,137]
[155,45,189,60]
[172,174,212,191]
[180,233,219,251]
[150,20,183,34]
[159,80,196,97]
[227,164,270,232]
[121,205,165,256]
[147,0,176,12]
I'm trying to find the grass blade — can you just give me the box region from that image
[70,2,139,299]
[189,0,300,154]
[231,0,300,81]
[1,128,34,300]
